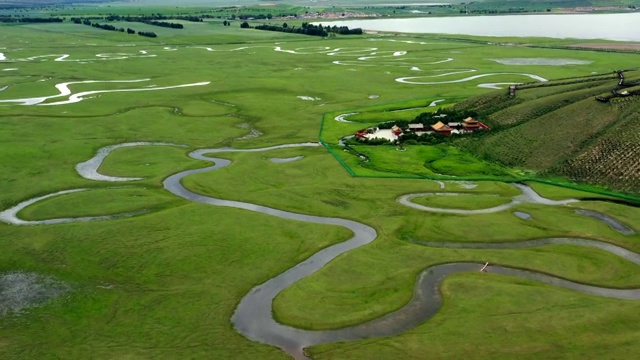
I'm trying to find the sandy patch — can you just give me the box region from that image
[297,96,321,101]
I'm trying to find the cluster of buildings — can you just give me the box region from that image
[408,117,490,136]
[355,117,490,142]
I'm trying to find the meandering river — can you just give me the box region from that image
[2,142,638,359]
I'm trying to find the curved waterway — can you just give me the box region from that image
[0,79,210,106]
[397,183,578,215]
[156,144,639,359]
[576,209,635,235]
[76,142,188,182]
[2,142,638,358]
[0,189,146,225]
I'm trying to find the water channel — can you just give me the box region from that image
[2,142,638,359]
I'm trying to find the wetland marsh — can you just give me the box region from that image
[1,8,639,360]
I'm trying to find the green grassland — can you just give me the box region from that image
[411,194,512,210]
[18,187,182,220]
[308,273,640,359]
[352,144,520,179]
[1,12,640,360]
[320,66,640,197]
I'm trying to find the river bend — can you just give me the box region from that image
[157,144,640,359]
[1,142,638,358]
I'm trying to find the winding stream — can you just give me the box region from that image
[0,188,146,225]
[0,79,210,106]
[156,145,638,359]
[1,46,550,91]
[76,142,188,182]
[396,71,548,85]
[397,183,578,215]
[2,142,638,359]
[576,209,635,235]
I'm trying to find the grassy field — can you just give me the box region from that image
[1,11,640,360]
[411,194,513,210]
[18,187,182,220]
[319,66,640,197]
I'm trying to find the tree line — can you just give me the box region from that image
[104,15,186,29]
[104,14,201,22]
[0,16,63,23]
[241,22,362,37]
[72,18,157,38]
[141,20,183,29]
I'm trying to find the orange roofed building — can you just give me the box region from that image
[462,117,490,132]
[431,121,452,135]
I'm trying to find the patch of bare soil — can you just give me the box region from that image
[1,272,70,316]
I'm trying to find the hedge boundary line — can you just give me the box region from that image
[318,110,640,203]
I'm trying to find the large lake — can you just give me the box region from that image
[323,12,640,41]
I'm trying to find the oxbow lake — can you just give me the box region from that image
[323,12,640,41]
